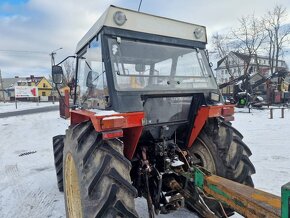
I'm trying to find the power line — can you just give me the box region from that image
[0,49,48,55]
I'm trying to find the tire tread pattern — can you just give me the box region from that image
[52,135,65,192]
[64,122,138,218]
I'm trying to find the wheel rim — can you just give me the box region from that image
[65,152,83,218]
[190,137,217,174]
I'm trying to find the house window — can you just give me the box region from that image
[42,92,46,96]
[43,83,46,88]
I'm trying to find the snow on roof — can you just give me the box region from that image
[1,78,22,89]
[76,5,207,53]
[217,51,287,68]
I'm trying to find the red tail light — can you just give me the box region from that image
[102,130,123,139]
[101,116,126,130]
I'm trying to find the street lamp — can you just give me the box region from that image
[50,47,63,66]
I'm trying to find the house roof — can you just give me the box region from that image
[35,77,52,87]
[1,78,22,90]
[216,51,286,69]
[217,57,227,68]
[232,52,251,63]
[216,52,251,68]
[24,76,44,85]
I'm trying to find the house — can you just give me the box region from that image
[17,75,52,97]
[0,77,24,101]
[35,76,53,98]
[215,51,288,95]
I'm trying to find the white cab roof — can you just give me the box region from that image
[76,6,207,53]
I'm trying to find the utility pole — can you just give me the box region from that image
[50,47,63,104]
[0,69,6,103]
[138,0,143,12]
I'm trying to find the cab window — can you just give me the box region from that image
[77,36,109,109]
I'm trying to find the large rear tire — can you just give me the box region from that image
[63,121,138,218]
[53,135,65,192]
[187,119,255,217]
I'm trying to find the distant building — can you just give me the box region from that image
[215,51,288,84]
[0,77,24,101]
[0,75,52,101]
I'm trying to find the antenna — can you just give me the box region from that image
[138,0,143,12]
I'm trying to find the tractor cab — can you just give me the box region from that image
[53,6,221,117]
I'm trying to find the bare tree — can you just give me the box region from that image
[263,5,290,74]
[212,32,233,77]
[212,33,231,60]
[62,59,75,85]
[212,32,244,78]
[232,13,267,74]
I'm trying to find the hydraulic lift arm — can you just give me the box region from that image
[186,167,289,218]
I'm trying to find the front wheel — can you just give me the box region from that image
[63,121,138,218]
[187,119,255,217]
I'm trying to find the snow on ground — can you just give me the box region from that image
[0,108,289,218]
[233,107,290,196]
[0,101,58,113]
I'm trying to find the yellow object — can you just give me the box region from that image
[281,81,289,92]
[36,77,52,96]
[60,86,70,96]
[130,77,143,89]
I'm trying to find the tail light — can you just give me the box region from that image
[101,116,125,130]
[102,130,123,139]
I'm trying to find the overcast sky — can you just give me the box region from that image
[0,0,290,78]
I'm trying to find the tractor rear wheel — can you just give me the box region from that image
[53,135,65,192]
[187,119,255,217]
[63,121,138,218]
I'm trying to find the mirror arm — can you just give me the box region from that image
[56,56,77,66]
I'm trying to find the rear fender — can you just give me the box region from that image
[186,105,235,148]
[70,110,144,160]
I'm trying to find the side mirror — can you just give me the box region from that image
[86,71,94,88]
[52,65,63,84]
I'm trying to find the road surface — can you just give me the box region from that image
[0,105,59,118]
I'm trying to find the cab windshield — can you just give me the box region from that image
[108,38,217,91]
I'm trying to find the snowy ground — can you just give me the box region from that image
[0,101,58,113]
[0,108,289,218]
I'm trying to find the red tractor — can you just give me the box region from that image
[52,6,255,218]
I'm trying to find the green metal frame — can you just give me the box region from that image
[186,166,288,217]
[282,182,290,218]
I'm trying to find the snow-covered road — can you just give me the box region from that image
[0,108,289,218]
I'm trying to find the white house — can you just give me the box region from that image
[215,51,287,85]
